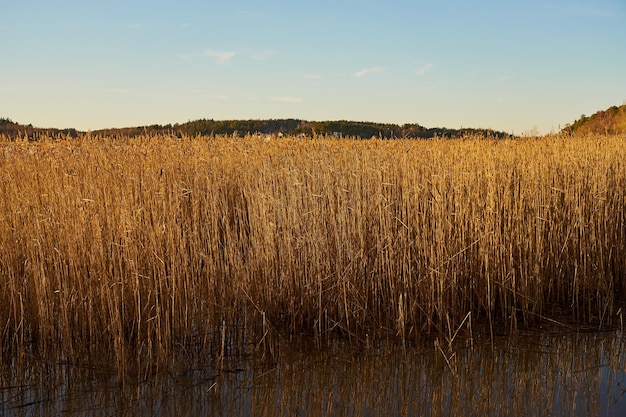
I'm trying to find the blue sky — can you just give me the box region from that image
[1,1,625,134]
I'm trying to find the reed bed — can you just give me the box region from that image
[0,133,625,367]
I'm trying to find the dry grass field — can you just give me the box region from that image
[0,132,625,367]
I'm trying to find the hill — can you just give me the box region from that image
[563,104,626,135]
[0,117,511,140]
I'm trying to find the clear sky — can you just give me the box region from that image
[1,1,625,134]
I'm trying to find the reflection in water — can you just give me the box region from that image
[2,331,626,416]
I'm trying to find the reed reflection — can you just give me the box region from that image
[2,331,625,416]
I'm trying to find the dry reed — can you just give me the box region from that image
[0,132,625,367]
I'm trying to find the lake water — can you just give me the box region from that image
[2,330,626,416]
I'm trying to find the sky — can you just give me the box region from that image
[1,0,625,134]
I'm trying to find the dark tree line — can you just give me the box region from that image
[1,116,512,140]
[176,119,511,139]
[0,117,79,139]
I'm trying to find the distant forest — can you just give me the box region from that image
[0,117,80,139]
[4,103,625,140]
[170,119,510,139]
[0,117,511,139]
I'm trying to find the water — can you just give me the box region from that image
[2,330,626,416]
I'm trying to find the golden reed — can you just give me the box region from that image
[0,133,625,365]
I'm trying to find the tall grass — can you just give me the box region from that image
[0,133,625,367]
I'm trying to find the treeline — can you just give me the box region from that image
[0,117,80,139]
[8,102,626,139]
[176,118,510,139]
[0,116,511,139]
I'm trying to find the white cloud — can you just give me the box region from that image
[106,88,130,94]
[121,23,143,29]
[188,89,210,94]
[203,49,236,64]
[544,2,618,18]
[488,75,513,84]
[416,63,433,76]
[251,49,276,60]
[270,96,303,103]
[352,66,384,78]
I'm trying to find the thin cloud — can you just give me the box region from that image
[121,23,144,29]
[544,2,618,18]
[106,88,130,94]
[188,89,210,94]
[270,96,303,103]
[239,9,264,18]
[352,66,384,78]
[251,49,276,60]
[203,49,236,64]
[416,63,433,76]
[488,75,513,84]
[303,74,322,80]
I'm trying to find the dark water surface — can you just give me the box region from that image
[2,330,626,416]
